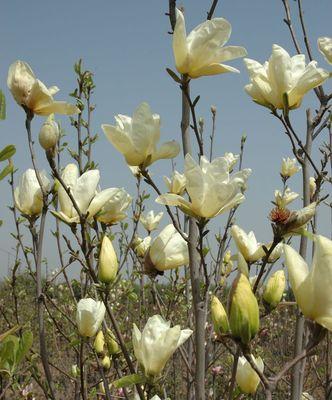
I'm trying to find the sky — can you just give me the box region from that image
[0,0,331,277]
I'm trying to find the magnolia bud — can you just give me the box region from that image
[39,114,59,150]
[211,295,229,335]
[228,274,260,344]
[71,364,79,378]
[94,330,105,355]
[101,355,111,370]
[211,105,217,115]
[105,329,120,355]
[98,236,118,284]
[309,177,316,200]
[263,270,285,309]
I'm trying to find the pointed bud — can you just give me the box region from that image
[98,236,118,284]
[94,330,105,355]
[39,114,59,150]
[101,355,111,370]
[228,274,260,344]
[211,295,230,335]
[105,329,120,355]
[263,270,286,309]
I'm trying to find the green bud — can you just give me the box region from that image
[211,295,230,335]
[98,236,118,284]
[263,270,285,309]
[105,329,120,355]
[101,355,111,370]
[94,330,105,355]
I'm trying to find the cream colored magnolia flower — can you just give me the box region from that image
[133,236,151,258]
[102,102,180,167]
[281,157,301,178]
[76,298,106,337]
[231,225,265,263]
[163,170,186,195]
[7,61,79,116]
[318,37,332,65]
[223,152,239,171]
[274,187,299,208]
[236,355,264,394]
[147,224,189,272]
[96,188,132,225]
[309,177,316,199]
[132,315,192,377]
[173,8,247,78]
[284,235,332,331]
[140,210,163,233]
[14,169,50,216]
[244,45,329,109]
[53,164,115,224]
[157,154,251,219]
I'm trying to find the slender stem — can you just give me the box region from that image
[79,339,87,400]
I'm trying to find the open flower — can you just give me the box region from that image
[157,154,251,219]
[274,187,299,208]
[145,224,189,273]
[140,210,163,233]
[318,37,332,65]
[14,169,50,216]
[163,170,186,195]
[53,163,114,224]
[96,188,132,225]
[132,315,192,377]
[102,102,180,167]
[281,157,301,178]
[231,225,265,263]
[283,235,332,331]
[7,61,79,115]
[236,355,264,394]
[244,45,329,109]
[173,8,247,78]
[76,298,106,337]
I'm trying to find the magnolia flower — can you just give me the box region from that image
[263,270,286,309]
[76,298,106,337]
[157,154,251,219]
[7,61,79,115]
[140,210,163,232]
[284,235,332,331]
[14,169,50,216]
[309,177,316,200]
[133,236,152,258]
[53,164,114,224]
[96,188,132,225]
[173,8,247,78]
[132,315,192,376]
[145,224,189,272]
[102,102,180,167]
[39,114,59,150]
[274,188,299,208]
[98,236,118,284]
[244,45,329,109]
[236,355,264,394]
[281,157,301,178]
[224,152,239,171]
[231,225,265,263]
[318,37,332,65]
[163,170,186,195]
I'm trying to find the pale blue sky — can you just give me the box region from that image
[0,0,331,275]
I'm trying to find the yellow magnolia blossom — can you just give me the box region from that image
[7,61,79,115]
[281,157,301,178]
[318,37,332,65]
[98,236,118,284]
[173,8,247,78]
[236,355,264,394]
[263,270,286,309]
[140,210,163,233]
[76,298,106,338]
[231,225,265,263]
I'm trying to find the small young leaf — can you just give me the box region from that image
[0,145,16,162]
[113,373,146,389]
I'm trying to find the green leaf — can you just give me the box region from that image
[166,68,182,84]
[113,373,146,389]
[0,164,13,181]
[0,145,16,162]
[0,90,6,120]
[16,331,33,364]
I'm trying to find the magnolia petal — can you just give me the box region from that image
[283,244,309,294]
[173,8,189,73]
[213,45,247,63]
[318,37,332,64]
[48,86,60,95]
[152,140,180,162]
[37,101,79,116]
[7,60,36,105]
[87,188,115,219]
[27,79,53,111]
[177,329,193,347]
[190,62,240,78]
[268,44,293,96]
[73,170,100,214]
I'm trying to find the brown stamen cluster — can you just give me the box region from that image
[269,207,291,224]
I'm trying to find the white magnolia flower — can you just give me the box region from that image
[236,355,264,394]
[96,188,132,225]
[102,102,180,167]
[53,163,114,224]
[163,170,186,195]
[134,236,152,258]
[281,157,301,178]
[173,8,247,78]
[14,169,50,216]
[231,225,265,263]
[157,154,251,219]
[284,235,332,331]
[76,298,106,337]
[7,61,79,116]
[274,187,299,208]
[147,224,189,272]
[244,45,329,109]
[132,315,192,376]
[140,210,163,233]
[318,37,332,65]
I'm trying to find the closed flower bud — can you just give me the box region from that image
[94,330,105,355]
[236,355,264,394]
[71,364,79,378]
[309,177,316,200]
[39,114,59,150]
[101,355,111,370]
[98,236,118,284]
[105,329,120,355]
[263,270,286,309]
[76,298,106,338]
[211,295,230,335]
[228,274,260,344]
